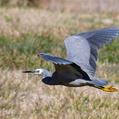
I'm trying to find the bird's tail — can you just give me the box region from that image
[89,79,118,92]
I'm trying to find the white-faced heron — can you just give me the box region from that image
[23,27,119,92]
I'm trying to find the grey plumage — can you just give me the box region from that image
[39,53,91,85]
[65,27,119,76]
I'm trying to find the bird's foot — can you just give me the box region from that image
[101,85,118,92]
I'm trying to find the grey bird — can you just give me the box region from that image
[23,27,119,92]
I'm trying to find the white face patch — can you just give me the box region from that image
[69,79,88,86]
[34,68,44,75]
[33,68,52,78]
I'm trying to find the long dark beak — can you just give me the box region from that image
[22,70,35,73]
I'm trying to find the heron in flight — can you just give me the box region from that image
[23,27,119,92]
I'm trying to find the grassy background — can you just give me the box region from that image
[0,69,119,119]
[0,1,119,119]
[0,9,119,69]
[1,0,119,13]
[1,33,119,69]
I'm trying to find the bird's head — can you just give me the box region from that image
[23,68,52,78]
[23,68,44,75]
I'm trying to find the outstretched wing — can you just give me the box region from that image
[39,53,71,65]
[38,53,91,83]
[64,27,119,76]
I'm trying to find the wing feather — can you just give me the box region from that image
[65,27,119,76]
[38,53,91,82]
[39,53,71,65]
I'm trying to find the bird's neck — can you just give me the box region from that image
[41,69,59,85]
[42,69,52,78]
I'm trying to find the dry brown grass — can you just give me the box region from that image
[0,64,119,119]
[0,8,119,38]
[1,0,119,13]
[39,0,119,13]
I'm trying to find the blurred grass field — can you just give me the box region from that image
[0,2,119,119]
[0,69,119,119]
[1,8,119,69]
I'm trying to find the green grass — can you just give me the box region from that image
[0,34,65,69]
[0,34,119,69]
[100,39,119,63]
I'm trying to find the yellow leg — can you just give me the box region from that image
[101,85,118,92]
